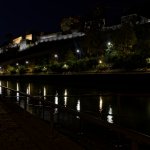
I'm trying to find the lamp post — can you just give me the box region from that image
[54,54,58,59]
[54,54,58,61]
[76,49,81,59]
[107,41,113,49]
[25,61,29,64]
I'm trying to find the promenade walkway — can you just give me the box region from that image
[0,100,84,150]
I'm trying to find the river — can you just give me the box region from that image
[0,78,150,137]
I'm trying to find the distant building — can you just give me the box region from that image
[84,19,105,31]
[121,14,149,25]
[0,31,85,53]
[11,34,33,51]
[0,14,149,53]
[102,14,150,31]
[13,36,22,44]
[37,31,85,43]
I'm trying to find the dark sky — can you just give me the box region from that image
[0,0,149,37]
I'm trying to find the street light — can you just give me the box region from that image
[54,54,58,59]
[76,49,81,59]
[25,61,29,64]
[99,60,102,64]
[76,49,80,53]
[54,54,59,62]
[107,41,113,48]
[107,42,111,46]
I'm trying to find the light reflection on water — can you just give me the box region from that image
[107,105,113,124]
[0,80,150,136]
[99,96,103,113]
[54,92,58,114]
[43,86,46,100]
[76,99,80,119]
[64,89,67,107]
[0,81,2,94]
[26,83,30,95]
[26,83,31,105]
[6,81,8,88]
[16,83,19,102]
[76,99,80,112]
[6,81,10,96]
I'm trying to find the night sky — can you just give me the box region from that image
[0,0,149,38]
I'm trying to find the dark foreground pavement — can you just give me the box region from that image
[0,100,84,150]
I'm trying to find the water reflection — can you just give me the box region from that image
[6,81,10,96]
[6,81,9,88]
[26,83,31,95]
[1,80,150,136]
[77,99,80,112]
[16,83,19,102]
[99,96,103,113]
[107,105,113,124]
[64,89,68,107]
[43,86,46,100]
[26,84,31,105]
[54,92,58,114]
[0,81,2,94]
[76,99,80,119]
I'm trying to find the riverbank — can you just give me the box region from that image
[0,99,84,150]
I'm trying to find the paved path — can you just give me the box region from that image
[0,100,84,150]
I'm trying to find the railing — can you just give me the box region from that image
[0,85,150,150]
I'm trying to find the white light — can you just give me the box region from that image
[107,105,113,123]
[99,60,102,64]
[54,54,58,58]
[19,40,27,51]
[54,92,58,114]
[76,49,80,53]
[26,83,30,95]
[63,64,69,69]
[43,86,46,100]
[16,83,19,102]
[17,83,19,91]
[99,96,103,112]
[43,67,47,71]
[64,89,67,107]
[107,115,113,124]
[64,89,67,96]
[77,99,80,112]
[107,42,113,48]
[55,92,58,105]
[16,63,19,66]
[107,42,111,46]
[76,99,80,119]
[25,61,29,64]
[108,106,112,115]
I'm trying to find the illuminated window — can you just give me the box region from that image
[26,34,32,40]
[13,37,22,44]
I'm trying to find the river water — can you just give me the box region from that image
[0,79,150,138]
